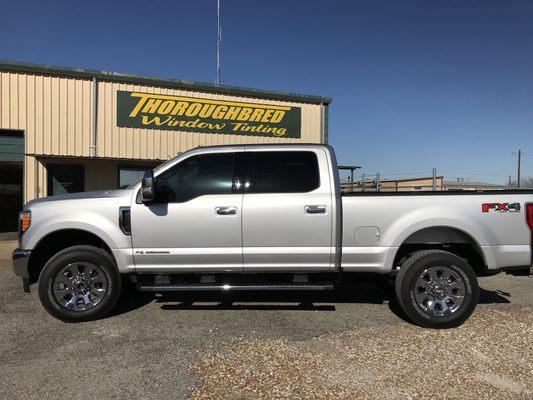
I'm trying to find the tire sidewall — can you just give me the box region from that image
[38,246,121,322]
[400,253,479,328]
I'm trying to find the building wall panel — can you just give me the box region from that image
[10,74,18,128]
[26,74,35,154]
[50,77,59,155]
[34,75,43,155]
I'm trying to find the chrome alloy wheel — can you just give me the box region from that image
[52,262,109,311]
[414,266,466,317]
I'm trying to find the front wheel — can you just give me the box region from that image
[395,250,479,329]
[38,245,121,322]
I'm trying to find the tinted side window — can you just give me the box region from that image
[156,153,234,203]
[252,151,320,193]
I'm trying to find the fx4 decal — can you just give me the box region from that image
[482,202,521,213]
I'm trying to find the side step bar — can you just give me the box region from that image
[138,284,334,292]
[504,265,533,277]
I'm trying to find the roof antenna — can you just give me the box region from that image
[216,0,222,84]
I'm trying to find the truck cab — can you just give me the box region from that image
[131,145,339,273]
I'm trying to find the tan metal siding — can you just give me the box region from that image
[0,71,94,158]
[1,70,325,203]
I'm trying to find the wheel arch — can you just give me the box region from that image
[392,225,489,276]
[27,228,116,283]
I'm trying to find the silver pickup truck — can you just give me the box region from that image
[12,144,533,328]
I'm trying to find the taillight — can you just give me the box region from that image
[526,204,533,244]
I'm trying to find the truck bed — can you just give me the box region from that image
[340,191,533,272]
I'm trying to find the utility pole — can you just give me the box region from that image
[216,0,221,84]
[513,149,522,188]
[432,168,437,191]
[518,149,521,188]
[508,175,512,189]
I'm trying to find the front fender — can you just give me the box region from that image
[21,209,130,251]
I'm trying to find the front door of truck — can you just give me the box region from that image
[131,151,243,272]
[241,149,333,271]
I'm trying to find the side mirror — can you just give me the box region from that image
[141,170,156,203]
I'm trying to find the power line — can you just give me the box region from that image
[377,171,431,176]
[440,171,509,178]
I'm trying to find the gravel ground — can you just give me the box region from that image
[189,307,533,399]
[0,239,532,399]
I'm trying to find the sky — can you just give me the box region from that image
[1,0,532,184]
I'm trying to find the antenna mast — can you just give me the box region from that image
[216,0,221,84]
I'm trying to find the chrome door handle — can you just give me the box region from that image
[216,206,237,215]
[305,205,326,214]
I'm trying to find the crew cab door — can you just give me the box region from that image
[130,150,243,272]
[241,149,333,271]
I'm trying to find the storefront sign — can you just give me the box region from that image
[117,91,301,138]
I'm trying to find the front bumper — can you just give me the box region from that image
[12,249,32,292]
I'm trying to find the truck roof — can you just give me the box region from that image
[189,143,332,152]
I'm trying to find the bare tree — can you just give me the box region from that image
[510,177,533,188]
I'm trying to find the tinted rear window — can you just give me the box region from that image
[252,151,320,193]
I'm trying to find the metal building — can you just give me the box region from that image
[0,60,331,231]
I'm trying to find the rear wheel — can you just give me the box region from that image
[38,245,121,322]
[395,250,479,328]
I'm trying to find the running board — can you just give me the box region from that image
[138,283,334,292]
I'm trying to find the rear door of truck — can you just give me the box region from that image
[240,148,334,271]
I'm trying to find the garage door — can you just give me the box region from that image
[0,131,24,232]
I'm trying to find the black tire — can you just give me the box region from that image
[395,250,479,329]
[38,245,121,322]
